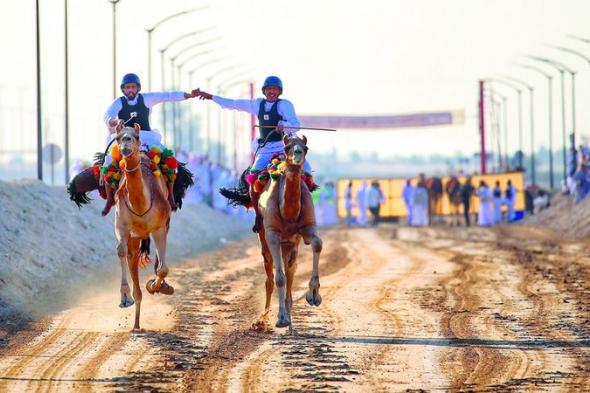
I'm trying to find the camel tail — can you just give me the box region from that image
[219,168,251,208]
[67,180,93,207]
[173,162,195,210]
[67,166,102,208]
[138,237,154,269]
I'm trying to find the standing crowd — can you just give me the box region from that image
[400,175,518,227]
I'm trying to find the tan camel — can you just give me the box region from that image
[255,134,322,333]
[112,123,173,331]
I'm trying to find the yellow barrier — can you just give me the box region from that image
[337,172,525,218]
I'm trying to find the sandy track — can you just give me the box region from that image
[2,224,590,391]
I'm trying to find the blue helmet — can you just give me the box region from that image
[120,73,141,91]
[262,76,283,94]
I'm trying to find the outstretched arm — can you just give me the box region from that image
[143,91,198,107]
[193,88,259,115]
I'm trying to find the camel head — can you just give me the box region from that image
[283,134,308,167]
[115,123,141,157]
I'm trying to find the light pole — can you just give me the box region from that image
[528,55,575,181]
[36,0,43,181]
[487,79,524,169]
[109,0,120,99]
[64,0,70,183]
[503,76,536,185]
[515,63,555,189]
[145,7,207,90]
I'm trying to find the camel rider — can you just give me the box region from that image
[195,76,315,202]
[102,72,198,216]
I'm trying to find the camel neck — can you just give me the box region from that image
[281,164,302,220]
[124,154,150,213]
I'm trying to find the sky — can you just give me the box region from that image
[1,0,590,176]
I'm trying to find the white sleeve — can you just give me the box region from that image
[104,98,123,132]
[212,96,260,115]
[277,100,300,135]
[142,91,186,107]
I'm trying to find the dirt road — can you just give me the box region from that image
[1,224,590,392]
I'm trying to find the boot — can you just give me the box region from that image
[250,188,263,233]
[167,182,177,210]
[102,184,115,216]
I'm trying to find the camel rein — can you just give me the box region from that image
[122,162,154,217]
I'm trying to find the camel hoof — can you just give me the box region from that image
[131,327,144,333]
[159,281,174,295]
[275,318,291,328]
[306,290,322,307]
[119,296,135,308]
[146,279,157,295]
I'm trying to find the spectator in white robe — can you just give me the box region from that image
[411,181,429,226]
[356,181,369,226]
[401,178,415,225]
[477,180,494,227]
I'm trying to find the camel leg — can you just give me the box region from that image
[127,237,142,331]
[301,226,322,307]
[115,224,134,308]
[258,227,274,317]
[283,240,299,335]
[266,229,289,328]
[147,226,173,295]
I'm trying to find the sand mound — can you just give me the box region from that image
[0,179,250,320]
[525,192,590,241]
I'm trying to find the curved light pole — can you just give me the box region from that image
[547,44,590,144]
[484,92,502,172]
[145,7,208,90]
[490,92,508,171]
[186,57,229,155]
[218,79,251,171]
[502,76,536,185]
[515,63,555,189]
[527,55,575,180]
[217,74,251,164]
[487,78,524,169]
[566,34,590,44]
[205,65,244,163]
[159,27,213,143]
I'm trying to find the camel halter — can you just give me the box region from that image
[122,162,154,217]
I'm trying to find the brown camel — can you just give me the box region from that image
[254,134,322,333]
[112,123,174,331]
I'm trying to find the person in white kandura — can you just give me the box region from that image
[102,73,199,216]
[194,76,317,231]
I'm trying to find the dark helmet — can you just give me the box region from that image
[262,76,283,94]
[120,73,141,91]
